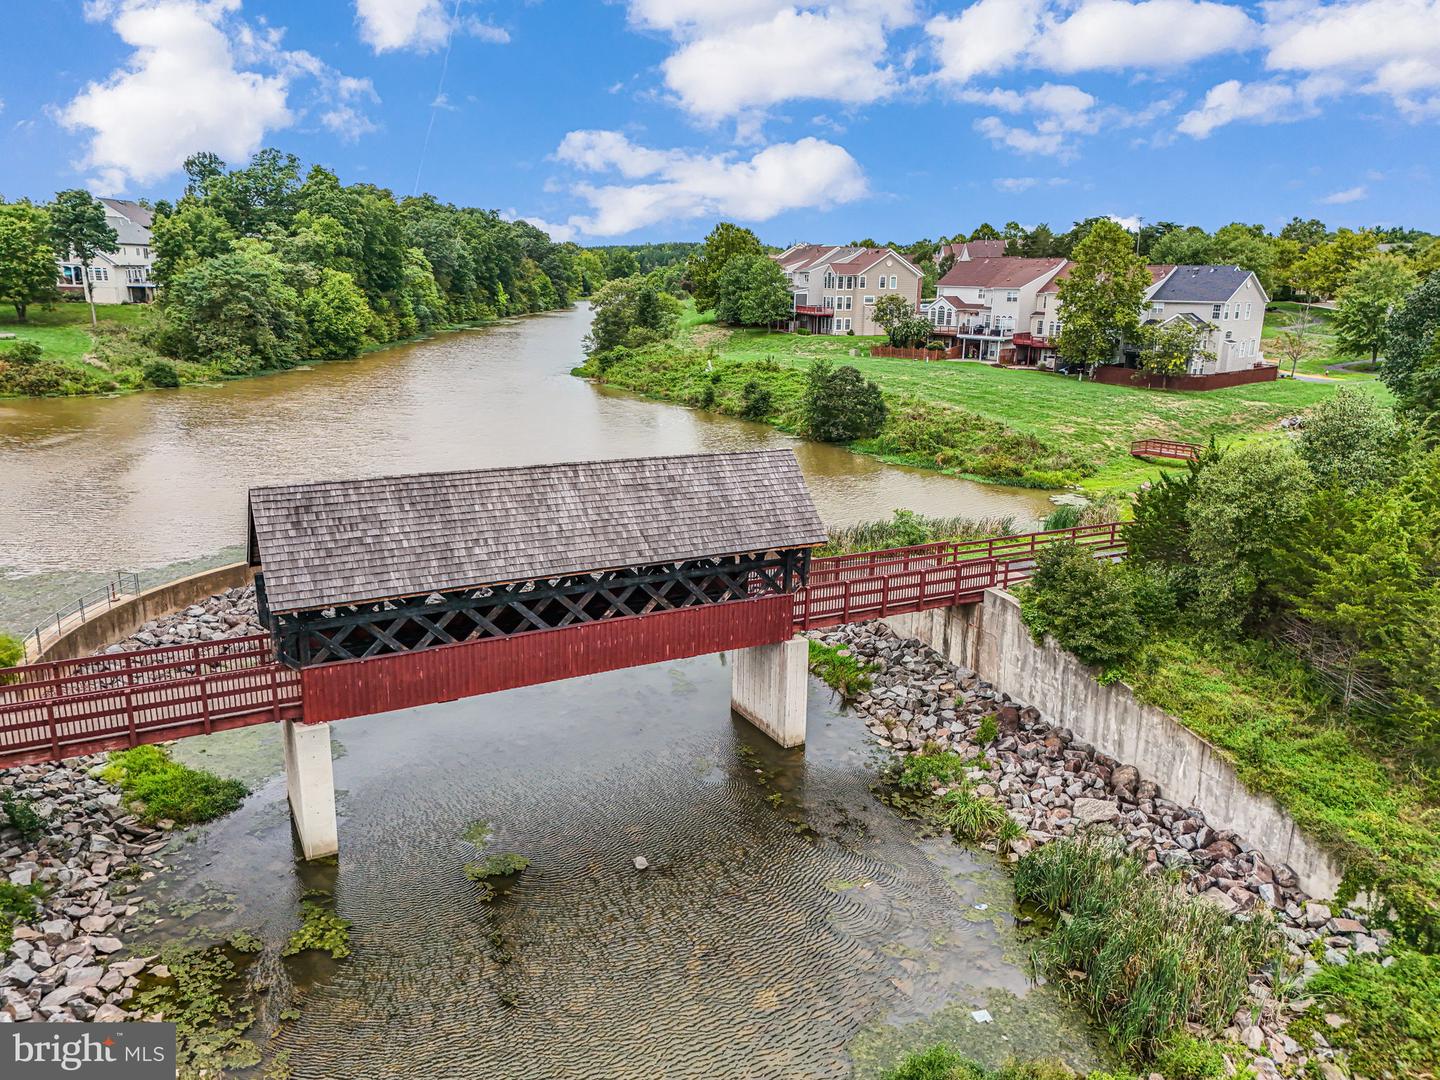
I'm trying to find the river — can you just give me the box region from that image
[0,308,1099,1077]
[0,305,1050,630]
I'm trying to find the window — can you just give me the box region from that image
[977,288,988,300]
[863,296,875,306]
[1245,302,1252,319]
[889,275,897,288]
[1005,290,1019,303]
[127,268,145,282]
[859,275,866,289]
[88,266,108,282]
[1211,304,1222,320]
[824,272,834,288]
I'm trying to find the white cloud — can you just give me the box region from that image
[1107,213,1142,230]
[60,1,375,191]
[1262,0,1440,117]
[929,0,1254,84]
[543,130,867,237]
[1319,184,1368,204]
[993,176,1072,193]
[629,1,917,126]
[962,81,1172,158]
[1176,75,1338,137]
[354,0,509,54]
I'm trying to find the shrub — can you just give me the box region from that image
[4,358,68,395]
[1150,1034,1228,1080]
[935,787,1022,843]
[1041,504,1082,531]
[0,340,43,365]
[0,633,22,669]
[738,378,773,420]
[101,745,248,824]
[1298,387,1401,492]
[892,747,970,793]
[803,358,887,441]
[2,796,45,843]
[0,881,45,952]
[1014,833,1280,1056]
[1019,542,1143,673]
[142,359,180,388]
[975,714,998,746]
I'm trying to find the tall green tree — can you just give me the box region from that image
[1333,254,1418,363]
[150,199,236,285]
[1055,219,1151,369]
[0,201,59,321]
[160,247,304,374]
[686,222,764,311]
[1298,386,1401,492]
[1380,274,1440,435]
[802,359,886,442]
[1134,318,1213,377]
[713,254,792,327]
[47,189,118,326]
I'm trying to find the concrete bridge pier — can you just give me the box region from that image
[282,718,339,860]
[730,637,808,748]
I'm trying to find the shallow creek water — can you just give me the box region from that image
[150,657,1104,1078]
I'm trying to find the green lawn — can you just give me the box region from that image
[0,302,151,385]
[1262,301,1373,379]
[705,326,1386,491]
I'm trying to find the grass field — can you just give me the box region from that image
[0,301,147,374]
[1261,301,1373,379]
[677,324,1386,491]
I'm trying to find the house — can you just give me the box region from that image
[772,244,924,335]
[938,239,1007,264]
[923,257,1068,360]
[56,199,157,305]
[1017,262,1268,374]
[1142,265,1268,373]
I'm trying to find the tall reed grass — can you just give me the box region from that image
[819,509,1018,557]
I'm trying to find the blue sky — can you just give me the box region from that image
[2,1,1438,245]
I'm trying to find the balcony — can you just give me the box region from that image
[794,305,834,316]
[1012,332,1054,349]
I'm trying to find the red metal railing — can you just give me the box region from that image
[1130,438,1201,462]
[0,525,1127,765]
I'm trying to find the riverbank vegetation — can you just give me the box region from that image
[0,150,584,396]
[819,511,1019,556]
[1013,378,1440,1067]
[101,745,248,825]
[807,639,879,698]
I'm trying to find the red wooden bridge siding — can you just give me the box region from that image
[302,594,796,724]
[0,523,1127,766]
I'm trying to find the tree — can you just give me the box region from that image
[1379,274,1440,434]
[1298,387,1401,492]
[601,247,640,279]
[1019,542,1143,671]
[970,223,1000,240]
[1289,229,1381,302]
[159,247,304,374]
[585,273,681,354]
[1278,216,1329,249]
[301,268,371,360]
[48,189,118,326]
[1135,318,1213,377]
[686,222,764,311]
[1333,254,1418,363]
[1271,330,1321,378]
[713,254,792,326]
[802,359,886,441]
[1212,222,1278,294]
[1055,219,1151,369]
[873,293,916,343]
[150,199,236,285]
[0,201,59,321]
[1149,225,1217,267]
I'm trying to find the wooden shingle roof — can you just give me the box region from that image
[248,450,826,613]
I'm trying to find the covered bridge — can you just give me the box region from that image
[247,450,827,668]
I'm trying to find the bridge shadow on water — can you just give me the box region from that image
[140,654,1106,1079]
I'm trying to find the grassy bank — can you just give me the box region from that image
[1261,302,1365,379]
[578,318,1380,492]
[1123,632,1440,938]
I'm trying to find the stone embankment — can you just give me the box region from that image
[1,585,260,1024]
[104,584,263,652]
[810,620,1381,1079]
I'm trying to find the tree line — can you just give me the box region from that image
[0,148,591,393]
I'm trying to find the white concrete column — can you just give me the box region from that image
[282,718,338,860]
[730,637,808,748]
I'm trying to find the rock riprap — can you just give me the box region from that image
[104,585,262,652]
[809,620,1381,1079]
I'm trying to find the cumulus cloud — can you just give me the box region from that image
[1319,184,1369,204]
[928,0,1254,84]
[1177,75,1338,137]
[354,0,509,54]
[544,130,867,237]
[627,1,917,127]
[993,176,1071,193]
[960,81,1173,158]
[59,1,375,191]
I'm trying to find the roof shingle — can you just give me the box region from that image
[249,450,827,613]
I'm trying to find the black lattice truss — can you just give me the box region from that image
[263,548,811,667]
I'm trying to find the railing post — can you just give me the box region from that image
[47,700,59,760]
[202,673,213,736]
[125,687,137,747]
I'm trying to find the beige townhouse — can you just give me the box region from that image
[773,244,924,335]
[56,199,157,306]
[924,257,1068,359]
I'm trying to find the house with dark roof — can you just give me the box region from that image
[772,244,923,335]
[922,257,1067,359]
[937,238,1008,264]
[56,198,157,305]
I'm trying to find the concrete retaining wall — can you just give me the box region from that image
[886,589,1345,899]
[35,563,255,663]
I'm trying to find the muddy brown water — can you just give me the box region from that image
[2,307,1099,1076]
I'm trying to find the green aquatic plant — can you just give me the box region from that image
[101,744,248,825]
[463,853,530,880]
[133,945,261,1076]
[226,930,264,954]
[282,901,351,959]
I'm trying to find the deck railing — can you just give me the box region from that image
[1130,438,1201,462]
